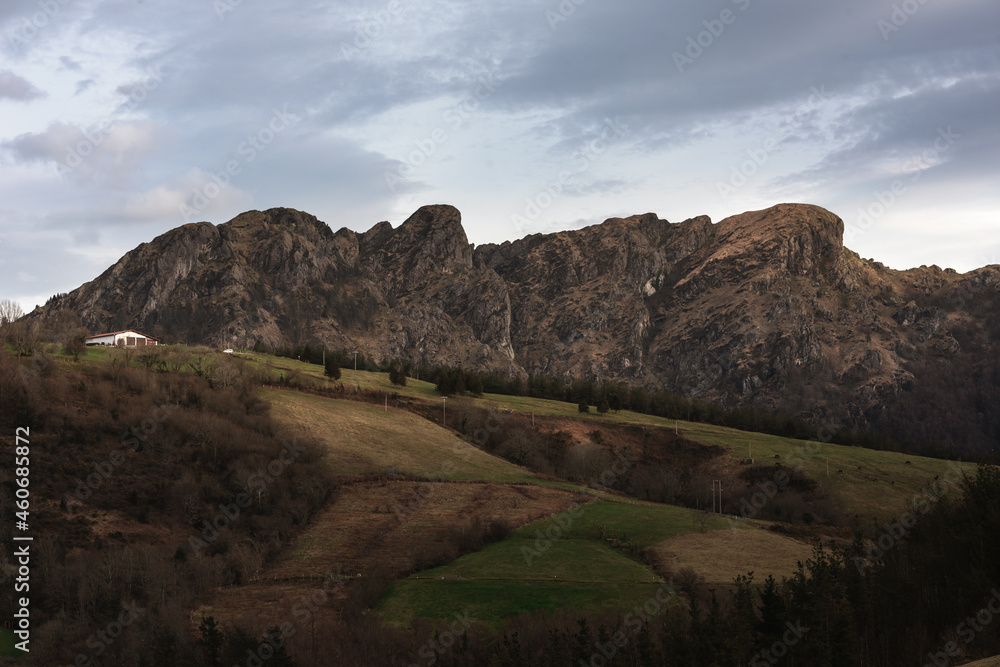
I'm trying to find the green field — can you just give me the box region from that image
[373,500,810,625]
[376,580,677,627]
[671,420,976,519]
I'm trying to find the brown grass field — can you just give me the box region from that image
[654,528,816,586]
[263,389,538,482]
[963,657,1000,666]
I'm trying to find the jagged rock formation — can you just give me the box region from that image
[32,203,1000,451]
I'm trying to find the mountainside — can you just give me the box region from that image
[33,203,1000,452]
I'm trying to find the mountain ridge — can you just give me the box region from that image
[31,202,1000,451]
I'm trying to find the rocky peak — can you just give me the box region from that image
[386,204,471,266]
[366,205,473,291]
[27,202,1000,453]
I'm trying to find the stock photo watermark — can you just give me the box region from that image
[384,70,502,192]
[66,601,146,666]
[750,620,809,666]
[68,402,178,506]
[579,583,680,667]
[853,460,965,574]
[179,106,299,222]
[673,0,754,74]
[409,611,475,667]
[6,0,72,50]
[844,126,960,245]
[340,0,416,59]
[924,589,1000,667]
[716,85,829,202]
[56,67,164,177]
[522,449,635,565]
[187,439,306,556]
[510,117,628,236]
[545,0,588,31]
[878,0,931,41]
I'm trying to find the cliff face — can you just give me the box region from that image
[34,203,1000,451]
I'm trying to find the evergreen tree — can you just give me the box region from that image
[388,362,407,387]
[324,356,341,380]
[198,616,223,667]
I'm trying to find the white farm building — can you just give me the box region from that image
[85,330,160,347]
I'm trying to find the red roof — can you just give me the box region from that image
[86,330,160,341]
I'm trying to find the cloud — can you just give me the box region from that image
[2,120,160,185]
[75,79,95,95]
[0,70,44,101]
[59,55,81,71]
[1,0,999,309]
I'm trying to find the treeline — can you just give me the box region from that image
[257,343,982,462]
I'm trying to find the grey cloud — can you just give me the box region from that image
[2,122,79,162]
[60,55,81,71]
[0,69,44,100]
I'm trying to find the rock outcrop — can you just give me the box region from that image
[32,202,1000,451]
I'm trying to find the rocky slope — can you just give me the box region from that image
[33,203,1000,451]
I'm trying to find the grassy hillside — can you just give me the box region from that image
[669,420,976,520]
[18,347,982,647]
[374,500,814,626]
[245,355,975,521]
[264,389,537,482]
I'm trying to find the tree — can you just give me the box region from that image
[436,368,456,395]
[0,300,40,357]
[388,362,407,387]
[324,356,341,380]
[198,616,224,667]
[0,299,22,329]
[578,401,590,414]
[597,396,610,416]
[64,329,88,362]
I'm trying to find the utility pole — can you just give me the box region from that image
[442,396,447,427]
[711,480,722,514]
[353,351,358,388]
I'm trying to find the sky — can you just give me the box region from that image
[1,0,998,312]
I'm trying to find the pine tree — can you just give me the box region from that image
[198,616,223,667]
[389,363,407,387]
[324,357,341,380]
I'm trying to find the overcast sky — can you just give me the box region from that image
[1,0,998,311]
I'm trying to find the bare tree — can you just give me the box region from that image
[0,299,23,327]
[0,300,41,357]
